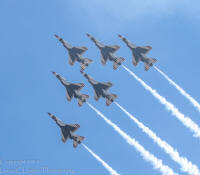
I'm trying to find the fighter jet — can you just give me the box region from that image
[86,33,125,70]
[80,70,117,106]
[55,35,93,70]
[48,112,85,148]
[118,34,157,71]
[52,71,89,106]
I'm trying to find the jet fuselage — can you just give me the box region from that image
[132,49,149,63]
[53,72,87,103]
[91,84,109,98]
[65,86,86,102]
[85,74,112,100]
[99,47,120,64]
[61,127,71,139]
[68,48,86,63]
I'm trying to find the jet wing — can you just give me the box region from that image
[66,89,74,101]
[61,133,69,143]
[107,45,120,53]
[132,52,141,66]
[68,54,76,66]
[94,89,101,101]
[100,52,108,64]
[100,82,112,90]
[73,46,88,55]
[73,140,78,148]
[66,124,80,133]
[136,46,152,55]
[70,83,85,91]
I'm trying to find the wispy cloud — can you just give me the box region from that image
[70,0,200,22]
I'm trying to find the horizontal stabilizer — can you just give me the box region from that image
[78,94,89,106]
[144,58,157,71]
[113,57,125,70]
[106,99,112,106]
[81,58,93,70]
[62,136,67,143]
[73,136,85,148]
[106,94,117,106]
[108,45,120,53]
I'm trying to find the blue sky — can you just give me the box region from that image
[1,0,200,174]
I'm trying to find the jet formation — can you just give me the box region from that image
[48,112,84,148]
[49,33,157,148]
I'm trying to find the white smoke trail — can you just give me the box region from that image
[87,102,178,175]
[122,65,200,138]
[82,144,120,175]
[115,102,200,175]
[154,66,200,113]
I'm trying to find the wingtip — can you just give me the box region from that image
[147,46,152,50]
[82,46,88,50]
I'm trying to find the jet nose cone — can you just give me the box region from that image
[55,34,59,38]
[80,70,84,74]
[47,112,51,116]
[118,34,122,38]
[86,33,91,37]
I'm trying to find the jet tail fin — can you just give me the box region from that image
[113,57,125,70]
[78,94,89,106]
[106,94,117,106]
[80,58,93,70]
[73,136,85,148]
[144,58,157,71]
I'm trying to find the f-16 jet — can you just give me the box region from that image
[52,71,89,106]
[86,33,125,70]
[48,112,85,148]
[118,34,157,71]
[55,35,92,70]
[80,70,117,106]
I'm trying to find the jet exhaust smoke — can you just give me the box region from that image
[154,66,200,113]
[82,144,120,175]
[115,102,200,175]
[122,65,200,138]
[87,102,177,175]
